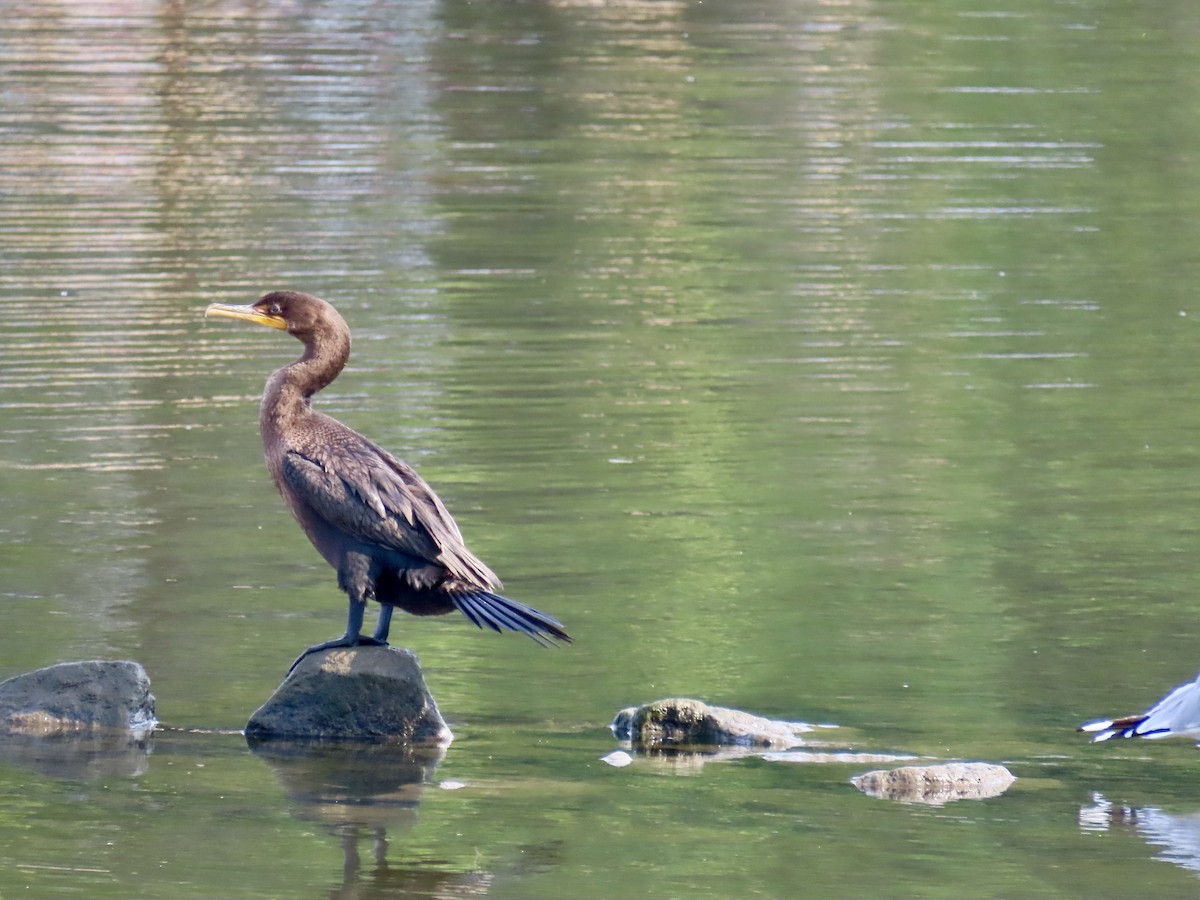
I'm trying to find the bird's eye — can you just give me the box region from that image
[269,304,282,316]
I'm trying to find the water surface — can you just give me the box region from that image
[5,2,1200,897]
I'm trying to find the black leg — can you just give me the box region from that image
[345,596,367,639]
[373,605,393,643]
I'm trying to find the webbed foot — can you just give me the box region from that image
[286,634,388,677]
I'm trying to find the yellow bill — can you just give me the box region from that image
[205,303,287,330]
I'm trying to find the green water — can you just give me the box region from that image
[5,1,1200,896]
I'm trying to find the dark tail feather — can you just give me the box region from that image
[453,591,572,647]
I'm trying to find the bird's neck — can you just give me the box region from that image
[260,331,350,440]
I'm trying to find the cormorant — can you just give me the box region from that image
[205,290,571,667]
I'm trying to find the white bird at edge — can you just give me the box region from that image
[1080,671,1200,742]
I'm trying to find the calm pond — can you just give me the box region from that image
[4,1,1200,897]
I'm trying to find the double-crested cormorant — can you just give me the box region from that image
[205,290,571,666]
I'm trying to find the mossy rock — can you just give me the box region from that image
[611,698,802,750]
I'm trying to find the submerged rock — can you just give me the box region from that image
[852,762,1016,805]
[0,660,156,736]
[246,646,453,745]
[611,698,807,750]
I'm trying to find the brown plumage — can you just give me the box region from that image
[206,290,570,666]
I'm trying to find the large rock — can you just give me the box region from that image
[611,698,807,750]
[852,762,1016,805]
[246,646,452,745]
[0,660,156,735]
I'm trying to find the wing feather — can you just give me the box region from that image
[281,440,498,587]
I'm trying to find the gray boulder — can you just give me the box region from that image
[246,646,453,745]
[0,660,156,735]
[852,762,1016,805]
[611,698,806,750]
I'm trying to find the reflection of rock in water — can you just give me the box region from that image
[249,738,445,828]
[0,730,152,781]
[1080,791,1200,878]
[249,739,498,897]
[250,740,566,897]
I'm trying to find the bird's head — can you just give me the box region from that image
[205,291,344,342]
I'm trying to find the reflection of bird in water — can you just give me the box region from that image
[1079,671,1200,741]
[206,291,571,668]
[1081,792,1200,879]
